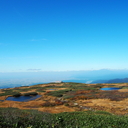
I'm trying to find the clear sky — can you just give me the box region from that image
[0,0,128,72]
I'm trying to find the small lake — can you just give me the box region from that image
[100,87,121,91]
[6,95,41,102]
[49,89,56,90]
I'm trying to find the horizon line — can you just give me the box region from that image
[0,68,128,73]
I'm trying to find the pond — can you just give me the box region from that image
[6,95,41,102]
[49,89,56,90]
[100,87,121,91]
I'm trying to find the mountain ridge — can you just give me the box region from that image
[91,78,128,84]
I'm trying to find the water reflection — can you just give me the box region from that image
[100,87,121,91]
[6,95,41,102]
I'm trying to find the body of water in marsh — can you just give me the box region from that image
[5,95,41,102]
[100,87,121,91]
[49,89,56,90]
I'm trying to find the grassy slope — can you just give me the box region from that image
[0,107,128,128]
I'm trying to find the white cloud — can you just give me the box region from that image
[27,69,42,70]
[27,69,42,72]
[30,38,47,42]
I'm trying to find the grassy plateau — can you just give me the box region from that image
[0,82,128,127]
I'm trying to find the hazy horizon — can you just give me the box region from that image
[0,69,128,88]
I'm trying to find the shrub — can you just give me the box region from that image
[71,95,87,100]
[23,92,38,96]
[0,89,20,96]
[0,108,128,128]
[0,107,52,128]
[42,102,56,107]
[55,99,65,105]
[47,89,71,97]
[36,89,45,92]
[12,92,21,97]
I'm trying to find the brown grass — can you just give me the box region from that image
[0,83,128,115]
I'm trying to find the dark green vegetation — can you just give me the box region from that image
[0,107,128,128]
[47,89,72,97]
[0,88,38,97]
[12,92,21,97]
[0,89,19,96]
[23,92,38,96]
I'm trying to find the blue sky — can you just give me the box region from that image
[0,0,128,72]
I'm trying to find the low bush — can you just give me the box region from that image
[12,92,21,97]
[0,89,20,96]
[36,89,45,92]
[23,92,38,96]
[47,89,71,97]
[0,108,128,128]
[53,111,128,128]
[42,102,56,107]
[121,86,128,89]
[0,107,52,128]
[18,88,32,92]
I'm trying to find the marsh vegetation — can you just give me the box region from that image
[0,82,128,127]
